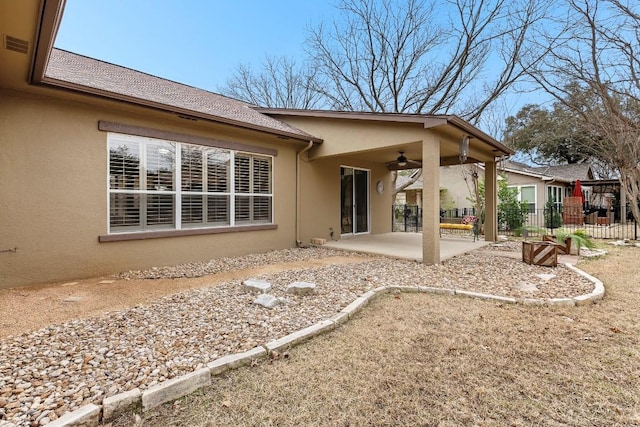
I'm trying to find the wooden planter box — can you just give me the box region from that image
[522,241,558,267]
[542,235,573,255]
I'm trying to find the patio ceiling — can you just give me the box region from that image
[313,137,498,171]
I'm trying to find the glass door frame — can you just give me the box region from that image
[340,165,371,236]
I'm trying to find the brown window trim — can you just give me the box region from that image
[99,224,278,242]
[98,121,278,157]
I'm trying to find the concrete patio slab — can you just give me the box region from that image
[323,232,491,262]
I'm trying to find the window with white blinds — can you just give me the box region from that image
[108,133,273,233]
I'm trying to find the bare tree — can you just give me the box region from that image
[526,0,640,224]
[306,0,550,123]
[391,169,423,201]
[219,56,324,109]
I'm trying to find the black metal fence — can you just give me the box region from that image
[392,206,477,233]
[392,205,423,232]
[393,205,638,240]
[497,206,638,240]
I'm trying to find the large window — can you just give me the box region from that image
[547,185,563,209]
[108,133,272,233]
[509,185,536,213]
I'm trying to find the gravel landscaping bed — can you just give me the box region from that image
[0,247,595,426]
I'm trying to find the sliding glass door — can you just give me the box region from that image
[341,167,369,235]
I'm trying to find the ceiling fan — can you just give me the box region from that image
[386,151,422,170]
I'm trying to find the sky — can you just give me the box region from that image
[53,0,549,143]
[54,1,334,92]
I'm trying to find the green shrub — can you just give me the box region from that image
[544,198,563,229]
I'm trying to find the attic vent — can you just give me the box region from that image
[3,35,29,54]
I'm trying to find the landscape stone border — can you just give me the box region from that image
[37,262,604,427]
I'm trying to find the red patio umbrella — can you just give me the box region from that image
[573,179,585,204]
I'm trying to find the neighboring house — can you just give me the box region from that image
[0,0,513,288]
[393,171,473,214]
[398,161,594,213]
[393,171,422,206]
[499,160,594,212]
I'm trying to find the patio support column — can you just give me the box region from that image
[422,137,440,264]
[484,160,498,242]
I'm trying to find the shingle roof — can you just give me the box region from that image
[501,160,542,175]
[501,160,593,182]
[44,49,319,142]
[530,163,593,181]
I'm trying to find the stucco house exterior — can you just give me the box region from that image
[0,0,513,288]
[501,161,594,210]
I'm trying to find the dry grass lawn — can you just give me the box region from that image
[111,245,640,427]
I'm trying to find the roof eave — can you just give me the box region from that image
[440,115,515,157]
[259,108,514,157]
[501,167,550,180]
[30,0,66,84]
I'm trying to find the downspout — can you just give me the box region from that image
[296,141,314,247]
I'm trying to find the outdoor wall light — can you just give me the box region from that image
[459,136,470,163]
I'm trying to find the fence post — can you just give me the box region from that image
[404,205,409,232]
[392,205,395,231]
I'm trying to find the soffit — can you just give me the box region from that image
[0,0,40,89]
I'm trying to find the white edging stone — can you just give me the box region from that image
[546,297,577,307]
[102,388,142,422]
[565,263,605,304]
[386,286,421,293]
[519,298,546,306]
[265,320,334,353]
[46,404,101,427]
[573,293,601,305]
[419,286,455,295]
[329,311,350,326]
[142,367,211,411]
[361,290,377,300]
[455,290,517,304]
[340,290,376,318]
[207,346,267,376]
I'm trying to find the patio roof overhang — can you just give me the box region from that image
[258,109,514,169]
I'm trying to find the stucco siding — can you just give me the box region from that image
[502,172,546,209]
[297,156,392,243]
[439,165,474,210]
[275,116,427,159]
[0,89,298,288]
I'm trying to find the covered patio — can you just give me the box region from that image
[260,109,514,265]
[323,232,491,262]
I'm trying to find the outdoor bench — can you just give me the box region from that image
[439,223,473,231]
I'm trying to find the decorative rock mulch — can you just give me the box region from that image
[0,247,597,426]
